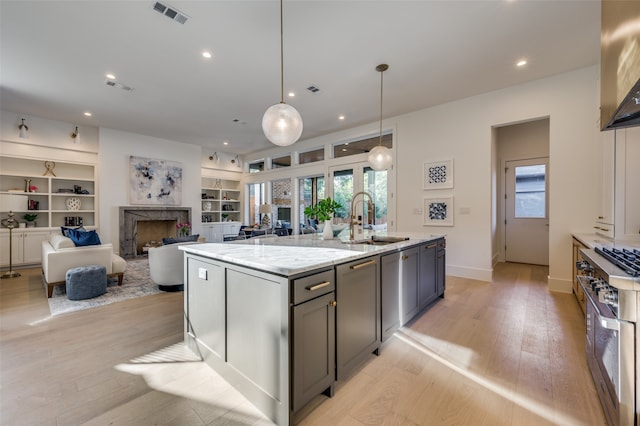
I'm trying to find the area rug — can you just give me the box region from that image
[48,259,165,316]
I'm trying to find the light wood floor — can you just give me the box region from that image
[1,262,605,425]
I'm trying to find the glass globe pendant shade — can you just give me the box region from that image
[368,145,393,171]
[262,102,303,147]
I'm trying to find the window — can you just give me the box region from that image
[249,161,264,173]
[333,133,392,159]
[299,148,324,164]
[248,182,265,225]
[299,176,325,229]
[514,164,546,218]
[330,164,387,229]
[272,155,290,169]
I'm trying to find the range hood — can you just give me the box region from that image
[600,0,640,130]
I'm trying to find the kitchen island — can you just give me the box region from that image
[180,232,445,425]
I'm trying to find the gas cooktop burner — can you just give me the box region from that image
[594,247,640,277]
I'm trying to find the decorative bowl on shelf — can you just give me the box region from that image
[66,197,81,211]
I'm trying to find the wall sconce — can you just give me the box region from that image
[71,126,80,144]
[18,118,29,139]
[208,152,219,162]
[231,155,241,167]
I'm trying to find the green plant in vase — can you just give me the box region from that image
[304,197,342,222]
[23,213,38,228]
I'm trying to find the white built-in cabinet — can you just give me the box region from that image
[595,127,640,239]
[615,127,640,237]
[0,231,49,267]
[594,130,616,237]
[200,175,243,242]
[0,156,97,266]
[201,177,241,223]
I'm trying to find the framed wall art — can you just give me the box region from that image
[129,156,183,205]
[423,159,453,189]
[424,196,454,227]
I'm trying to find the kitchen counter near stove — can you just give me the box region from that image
[572,232,640,250]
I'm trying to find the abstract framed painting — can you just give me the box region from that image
[423,159,454,190]
[424,196,454,226]
[129,156,182,205]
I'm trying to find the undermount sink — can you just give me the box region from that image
[346,236,409,245]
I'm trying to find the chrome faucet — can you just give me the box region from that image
[349,191,375,240]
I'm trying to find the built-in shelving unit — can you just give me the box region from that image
[201,177,241,223]
[0,156,97,229]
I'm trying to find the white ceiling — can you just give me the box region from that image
[0,0,600,155]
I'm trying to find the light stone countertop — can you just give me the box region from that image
[180,231,445,277]
[573,233,640,250]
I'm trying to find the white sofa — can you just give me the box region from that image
[148,241,199,291]
[41,234,126,298]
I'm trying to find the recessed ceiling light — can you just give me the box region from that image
[288,92,295,97]
[202,51,212,59]
[339,115,345,120]
[106,73,116,80]
[223,141,229,145]
[83,112,92,117]
[516,59,527,67]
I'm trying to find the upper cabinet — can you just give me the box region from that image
[594,130,615,237]
[201,177,242,223]
[615,127,640,237]
[0,156,97,229]
[595,127,640,239]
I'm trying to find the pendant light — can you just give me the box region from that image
[368,64,393,171]
[262,0,303,147]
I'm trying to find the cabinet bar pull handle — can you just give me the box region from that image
[402,255,409,260]
[306,281,331,291]
[350,259,377,270]
[425,244,437,249]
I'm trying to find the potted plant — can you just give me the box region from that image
[304,197,342,239]
[304,197,342,222]
[23,213,38,228]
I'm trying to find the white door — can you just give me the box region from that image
[505,158,549,265]
[328,162,388,230]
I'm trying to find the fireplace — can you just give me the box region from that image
[119,207,191,258]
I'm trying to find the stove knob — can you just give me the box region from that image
[599,290,618,306]
[576,261,593,273]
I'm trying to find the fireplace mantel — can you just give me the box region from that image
[119,206,191,258]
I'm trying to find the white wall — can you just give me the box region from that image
[98,128,202,252]
[394,66,599,290]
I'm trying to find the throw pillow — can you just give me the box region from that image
[162,234,200,245]
[67,228,102,247]
[50,234,75,249]
[60,225,86,237]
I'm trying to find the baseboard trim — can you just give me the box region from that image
[447,265,493,282]
[548,275,572,293]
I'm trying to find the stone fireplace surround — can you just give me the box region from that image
[119,206,191,258]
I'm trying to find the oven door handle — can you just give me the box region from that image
[599,316,620,331]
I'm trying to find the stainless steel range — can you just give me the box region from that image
[577,246,640,426]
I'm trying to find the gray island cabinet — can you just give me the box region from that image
[180,233,445,425]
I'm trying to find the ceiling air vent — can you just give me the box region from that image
[105,80,134,92]
[307,85,320,93]
[152,1,189,25]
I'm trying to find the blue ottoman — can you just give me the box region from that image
[66,265,107,300]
